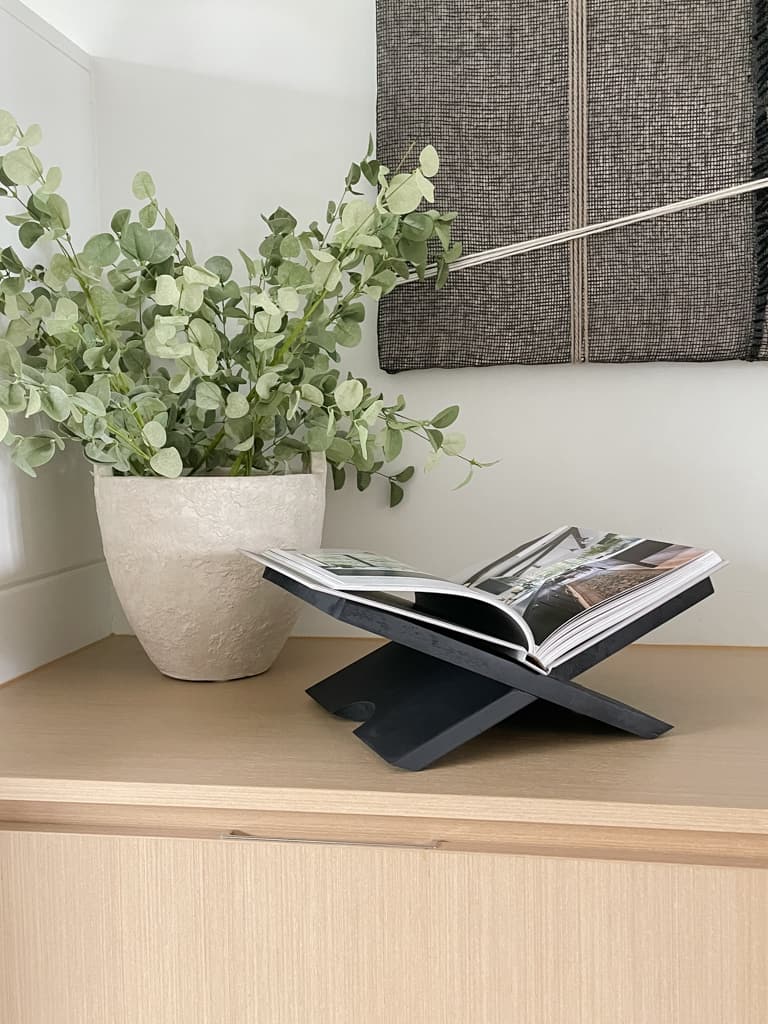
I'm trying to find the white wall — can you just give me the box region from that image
[21,0,768,647]
[0,1,112,681]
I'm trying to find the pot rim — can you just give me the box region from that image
[93,452,326,481]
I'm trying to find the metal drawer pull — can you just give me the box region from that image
[221,830,438,850]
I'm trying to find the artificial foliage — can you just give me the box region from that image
[0,111,485,505]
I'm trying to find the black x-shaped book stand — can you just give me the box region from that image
[264,568,714,771]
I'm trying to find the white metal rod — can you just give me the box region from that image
[410,176,768,281]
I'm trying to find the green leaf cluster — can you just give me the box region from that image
[0,118,484,502]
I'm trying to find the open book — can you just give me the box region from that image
[245,527,724,673]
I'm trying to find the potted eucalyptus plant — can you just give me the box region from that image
[0,110,482,679]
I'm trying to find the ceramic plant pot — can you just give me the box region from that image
[94,454,326,681]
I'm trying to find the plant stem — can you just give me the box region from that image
[189,425,226,474]
[106,422,149,461]
[272,290,328,365]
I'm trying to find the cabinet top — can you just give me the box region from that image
[0,636,767,834]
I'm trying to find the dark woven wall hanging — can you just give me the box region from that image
[376,0,768,368]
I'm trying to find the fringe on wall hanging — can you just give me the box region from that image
[376,0,768,368]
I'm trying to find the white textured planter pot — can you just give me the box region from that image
[94,454,326,681]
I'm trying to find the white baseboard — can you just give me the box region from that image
[0,562,113,683]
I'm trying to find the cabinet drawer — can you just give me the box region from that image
[1,829,767,1024]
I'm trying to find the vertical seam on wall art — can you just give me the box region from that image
[568,0,589,362]
[751,0,768,359]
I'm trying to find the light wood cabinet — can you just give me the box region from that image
[1,638,767,1022]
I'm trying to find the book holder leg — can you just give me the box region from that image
[307,644,539,771]
[307,641,672,771]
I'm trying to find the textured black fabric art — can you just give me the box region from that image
[586,0,761,362]
[376,0,768,367]
[376,0,572,368]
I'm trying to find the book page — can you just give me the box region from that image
[469,527,711,646]
[259,548,456,592]
[247,551,534,659]
[247,548,536,651]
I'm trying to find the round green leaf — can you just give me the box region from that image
[183,265,219,287]
[5,319,30,346]
[19,435,56,469]
[442,431,466,456]
[20,124,42,147]
[45,194,70,232]
[110,208,130,235]
[340,198,374,232]
[26,389,42,417]
[83,233,120,267]
[150,446,183,478]
[0,382,26,413]
[18,221,44,249]
[389,480,405,508]
[0,339,22,377]
[0,110,17,146]
[120,222,155,261]
[306,426,332,452]
[144,326,191,360]
[142,421,167,449]
[225,392,249,419]
[430,405,460,429]
[312,257,341,292]
[3,147,43,185]
[169,370,191,394]
[419,144,440,177]
[42,303,77,338]
[333,320,361,348]
[132,171,156,200]
[139,203,158,228]
[154,274,180,307]
[179,281,205,313]
[277,286,300,312]
[192,346,216,374]
[334,378,364,414]
[279,235,301,259]
[239,248,257,276]
[383,427,403,461]
[384,173,424,215]
[300,383,324,407]
[361,399,384,426]
[149,229,177,263]
[44,253,73,289]
[253,290,280,316]
[402,212,434,242]
[195,381,222,411]
[188,318,216,350]
[0,407,8,443]
[255,372,280,400]
[425,449,442,473]
[205,255,233,282]
[326,436,355,463]
[71,392,107,418]
[416,173,435,202]
[40,385,71,423]
[54,296,79,321]
[40,166,62,194]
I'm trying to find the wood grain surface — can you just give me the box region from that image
[1,829,766,1024]
[1,637,768,835]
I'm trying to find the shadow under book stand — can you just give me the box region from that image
[264,569,715,771]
